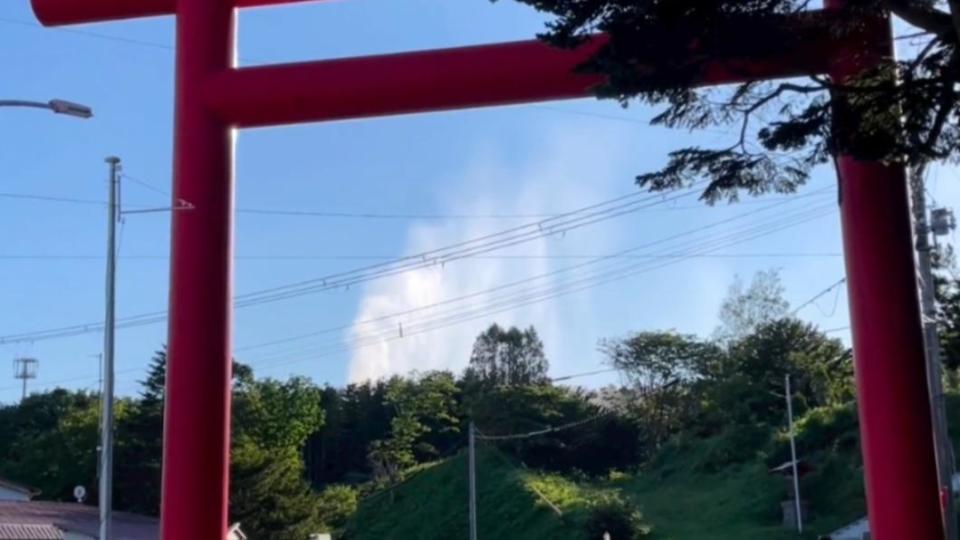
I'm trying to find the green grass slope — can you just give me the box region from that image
[621,446,861,539]
[342,450,581,540]
[344,403,878,540]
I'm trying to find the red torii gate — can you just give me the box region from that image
[28,0,944,538]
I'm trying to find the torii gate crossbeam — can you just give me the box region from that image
[28,0,944,539]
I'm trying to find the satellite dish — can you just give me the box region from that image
[73,485,86,503]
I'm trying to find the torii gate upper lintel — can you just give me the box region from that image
[28,1,945,539]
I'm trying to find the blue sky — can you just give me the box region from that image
[1,0,955,403]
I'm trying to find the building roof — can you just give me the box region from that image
[0,524,63,540]
[0,478,38,497]
[0,501,158,539]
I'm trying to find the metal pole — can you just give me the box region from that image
[785,375,803,534]
[19,362,28,402]
[0,99,93,118]
[911,165,957,540]
[159,2,235,538]
[0,100,53,111]
[99,156,120,540]
[469,421,478,540]
[825,2,944,538]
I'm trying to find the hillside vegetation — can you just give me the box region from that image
[9,270,960,539]
[344,402,871,540]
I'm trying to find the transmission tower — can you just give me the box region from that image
[13,357,38,402]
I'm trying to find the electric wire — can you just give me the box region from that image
[234,192,834,354]
[1,197,835,393]
[239,203,836,368]
[0,184,711,344]
[790,277,847,316]
[474,413,610,441]
[235,206,836,367]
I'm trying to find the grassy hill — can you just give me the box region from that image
[342,405,872,540]
[342,450,578,539]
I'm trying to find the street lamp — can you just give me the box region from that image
[0,98,93,119]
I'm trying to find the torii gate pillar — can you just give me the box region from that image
[28,0,945,538]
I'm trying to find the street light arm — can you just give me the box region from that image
[0,99,93,118]
[0,100,53,110]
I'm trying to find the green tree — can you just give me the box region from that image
[230,371,327,539]
[933,245,960,373]
[304,381,393,487]
[368,372,460,485]
[467,384,629,473]
[703,318,851,432]
[315,484,359,530]
[600,332,723,450]
[114,349,166,515]
[230,442,325,540]
[714,269,790,343]
[464,324,549,387]
[233,375,325,451]
[502,0,960,202]
[0,389,101,502]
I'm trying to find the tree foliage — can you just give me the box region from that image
[464,324,550,388]
[368,372,460,485]
[0,389,102,502]
[230,370,326,538]
[114,350,166,515]
[0,308,862,537]
[502,0,960,202]
[714,269,790,343]
[933,245,960,372]
[600,332,722,451]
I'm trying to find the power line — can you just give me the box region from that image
[254,204,834,365]
[823,326,851,334]
[239,203,835,366]
[790,277,847,316]
[228,185,699,304]
[0,192,107,206]
[0,184,710,344]
[3,198,835,393]
[0,16,177,52]
[232,187,832,308]
[121,174,173,199]
[232,196,802,220]
[234,195,833,355]
[236,207,557,220]
[475,413,610,441]
[11,200,833,366]
[234,206,835,365]
[0,252,844,262]
[549,367,619,382]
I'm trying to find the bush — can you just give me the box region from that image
[765,403,859,468]
[316,484,359,530]
[581,492,652,540]
[696,423,772,473]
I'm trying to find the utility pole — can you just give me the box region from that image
[13,357,38,402]
[785,375,803,535]
[910,165,957,540]
[99,156,121,540]
[469,421,478,540]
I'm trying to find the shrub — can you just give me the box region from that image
[316,484,359,530]
[581,492,652,540]
[696,423,772,473]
